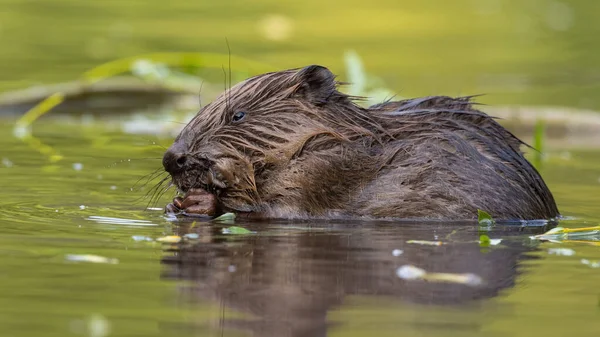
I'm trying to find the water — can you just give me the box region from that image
[2,0,600,336]
[1,117,600,337]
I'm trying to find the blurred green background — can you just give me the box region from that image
[1,0,599,110]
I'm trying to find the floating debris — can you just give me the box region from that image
[222,226,254,235]
[581,259,600,268]
[183,233,200,240]
[396,265,426,280]
[548,248,576,256]
[156,235,181,243]
[65,254,118,264]
[79,205,87,210]
[392,249,404,257]
[396,265,482,286]
[131,235,153,242]
[86,216,158,227]
[406,240,443,246]
[531,226,600,243]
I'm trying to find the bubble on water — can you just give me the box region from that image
[228,265,237,273]
[392,249,403,257]
[73,163,84,171]
[2,158,13,168]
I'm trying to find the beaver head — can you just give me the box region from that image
[162,65,379,213]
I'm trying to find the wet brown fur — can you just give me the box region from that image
[163,65,559,220]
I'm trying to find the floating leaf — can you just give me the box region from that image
[477,209,495,226]
[479,234,492,247]
[214,212,236,222]
[222,226,253,235]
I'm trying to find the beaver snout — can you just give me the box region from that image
[162,143,189,174]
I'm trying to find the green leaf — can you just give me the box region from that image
[477,209,495,226]
[222,226,253,235]
[479,234,491,247]
[214,212,236,221]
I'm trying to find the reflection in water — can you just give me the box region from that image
[160,220,551,337]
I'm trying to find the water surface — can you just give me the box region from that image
[1,119,600,337]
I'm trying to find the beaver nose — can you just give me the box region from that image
[162,144,188,174]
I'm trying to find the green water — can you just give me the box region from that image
[2,0,600,336]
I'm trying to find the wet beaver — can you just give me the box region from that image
[162,65,559,221]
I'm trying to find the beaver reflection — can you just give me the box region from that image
[160,221,548,337]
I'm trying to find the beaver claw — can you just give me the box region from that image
[165,188,218,217]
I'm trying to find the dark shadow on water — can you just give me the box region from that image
[159,219,552,337]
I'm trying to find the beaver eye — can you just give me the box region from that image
[232,111,246,122]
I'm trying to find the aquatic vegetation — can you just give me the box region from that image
[221,226,254,235]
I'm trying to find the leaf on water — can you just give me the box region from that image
[214,212,236,222]
[477,209,495,226]
[479,234,491,247]
[222,226,254,235]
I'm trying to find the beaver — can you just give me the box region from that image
[162,65,559,221]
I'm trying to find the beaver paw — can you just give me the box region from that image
[165,188,218,217]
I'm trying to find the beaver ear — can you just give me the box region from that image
[294,65,336,105]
